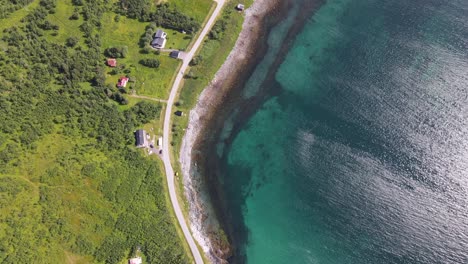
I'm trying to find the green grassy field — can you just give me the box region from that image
[168,0,214,24]
[45,0,84,44]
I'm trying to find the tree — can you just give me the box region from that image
[66,37,79,47]
[69,10,79,20]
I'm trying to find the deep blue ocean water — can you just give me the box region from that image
[219,0,468,263]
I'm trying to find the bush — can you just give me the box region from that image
[139,58,160,68]
[105,46,128,58]
[209,20,227,39]
[189,55,202,66]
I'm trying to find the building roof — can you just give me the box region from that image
[155,29,166,39]
[151,29,167,49]
[129,257,142,264]
[170,50,180,59]
[236,4,245,10]
[135,130,147,147]
[151,38,166,49]
[107,58,117,67]
[118,77,129,88]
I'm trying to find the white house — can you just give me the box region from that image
[129,257,142,264]
[151,29,167,49]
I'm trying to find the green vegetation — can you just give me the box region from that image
[100,11,181,99]
[0,1,40,32]
[150,3,200,34]
[0,0,34,19]
[170,0,214,24]
[0,0,216,262]
[139,58,161,68]
[209,19,227,40]
[116,1,200,34]
[105,46,129,58]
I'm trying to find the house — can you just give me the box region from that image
[135,130,147,148]
[117,76,129,88]
[236,4,245,11]
[170,50,180,59]
[107,58,117,67]
[129,257,142,264]
[151,29,167,49]
[151,38,167,49]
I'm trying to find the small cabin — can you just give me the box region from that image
[107,58,117,67]
[117,77,129,88]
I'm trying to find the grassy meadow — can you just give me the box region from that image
[169,0,214,23]
[0,0,39,32]
[100,12,182,99]
[0,0,214,262]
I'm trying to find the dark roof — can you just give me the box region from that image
[170,51,180,58]
[151,38,165,47]
[135,129,146,147]
[155,29,165,38]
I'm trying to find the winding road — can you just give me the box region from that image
[161,0,226,263]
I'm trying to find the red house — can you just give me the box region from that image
[117,77,129,88]
[107,58,117,67]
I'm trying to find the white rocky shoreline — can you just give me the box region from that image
[179,0,281,262]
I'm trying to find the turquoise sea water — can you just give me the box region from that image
[219,0,468,263]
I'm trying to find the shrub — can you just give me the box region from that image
[105,46,128,58]
[139,58,160,68]
[189,55,202,66]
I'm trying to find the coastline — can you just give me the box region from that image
[179,0,286,262]
[180,0,324,262]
